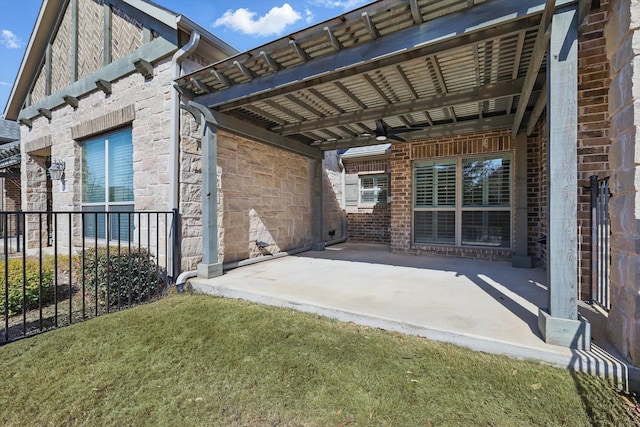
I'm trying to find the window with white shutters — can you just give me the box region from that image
[413,154,511,247]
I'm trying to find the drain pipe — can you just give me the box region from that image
[170,31,200,212]
[170,31,201,292]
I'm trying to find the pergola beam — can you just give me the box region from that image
[193,0,559,111]
[273,77,529,135]
[526,80,547,135]
[315,115,515,151]
[187,102,322,160]
[511,0,555,137]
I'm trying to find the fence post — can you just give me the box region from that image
[16,210,21,253]
[172,208,181,281]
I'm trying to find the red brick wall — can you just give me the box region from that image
[527,118,547,265]
[577,0,611,298]
[344,158,391,244]
[390,129,514,261]
[2,169,22,237]
[524,2,611,296]
[346,205,391,243]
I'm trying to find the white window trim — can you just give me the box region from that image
[358,173,390,206]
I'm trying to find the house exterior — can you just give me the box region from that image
[172,0,640,365]
[2,0,244,270]
[4,0,640,367]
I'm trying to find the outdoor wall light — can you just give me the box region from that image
[48,160,65,181]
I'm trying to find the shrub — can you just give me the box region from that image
[75,247,166,307]
[0,259,55,317]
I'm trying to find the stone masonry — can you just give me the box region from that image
[179,110,316,268]
[604,0,640,364]
[21,58,178,264]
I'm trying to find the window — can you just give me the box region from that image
[359,174,389,205]
[413,154,511,247]
[82,128,134,241]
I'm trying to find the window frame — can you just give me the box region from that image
[358,173,389,206]
[412,153,512,248]
[81,128,134,242]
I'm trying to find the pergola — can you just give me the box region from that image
[175,0,593,349]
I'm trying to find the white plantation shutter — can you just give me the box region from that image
[413,155,511,247]
[414,160,456,208]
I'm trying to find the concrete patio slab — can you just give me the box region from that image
[189,242,639,391]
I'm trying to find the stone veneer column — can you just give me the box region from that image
[605,0,640,364]
[21,151,49,250]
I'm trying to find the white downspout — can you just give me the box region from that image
[170,31,200,211]
[170,31,200,288]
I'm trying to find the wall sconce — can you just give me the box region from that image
[48,160,65,181]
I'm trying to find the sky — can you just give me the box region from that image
[0,0,370,118]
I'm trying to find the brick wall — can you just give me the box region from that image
[577,0,611,298]
[1,172,22,237]
[527,118,547,265]
[390,129,514,260]
[343,158,391,244]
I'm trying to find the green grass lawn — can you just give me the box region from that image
[0,294,637,426]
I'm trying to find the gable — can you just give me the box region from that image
[30,0,147,106]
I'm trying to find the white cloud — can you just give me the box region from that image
[305,9,314,24]
[312,0,369,9]
[1,30,20,49]
[213,3,302,37]
[0,81,10,86]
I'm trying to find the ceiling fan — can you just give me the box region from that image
[364,119,431,142]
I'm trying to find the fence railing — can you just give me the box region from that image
[1,210,179,345]
[588,175,611,310]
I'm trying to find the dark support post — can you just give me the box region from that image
[537,4,591,350]
[589,174,598,304]
[16,210,21,253]
[172,208,181,281]
[312,157,325,251]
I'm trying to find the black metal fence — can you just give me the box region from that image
[588,175,611,310]
[1,210,179,345]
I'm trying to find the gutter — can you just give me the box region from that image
[170,31,200,284]
[170,31,200,211]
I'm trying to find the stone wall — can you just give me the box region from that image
[179,112,315,268]
[218,131,314,263]
[20,58,176,259]
[604,0,640,364]
[322,151,347,243]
